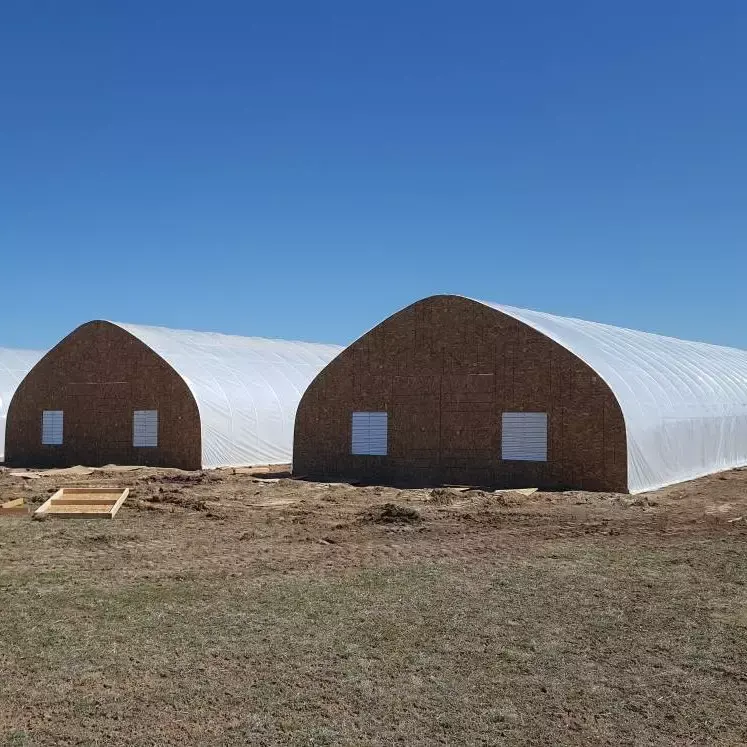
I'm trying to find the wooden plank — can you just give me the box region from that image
[59,487,126,495]
[493,487,538,496]
[0,497,28,516]
[1,498,25,509]
[50,494,117,500]
[34,489,64,517]
[52,496,122,502]
[1,497,28,516]
[44,506,116,516]
[50,499,116,507]
[60,493,122,499]
[109,488,129,518]
[51,493,122,499]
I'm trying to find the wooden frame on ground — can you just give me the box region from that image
[34,487,129,519]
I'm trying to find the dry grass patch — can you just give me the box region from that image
[1,539,747,745]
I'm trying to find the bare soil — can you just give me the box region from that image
[1,465,747,745]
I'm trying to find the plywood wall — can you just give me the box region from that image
[294,296,627,491]
[6,322,202,470]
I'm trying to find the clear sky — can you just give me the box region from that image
[2,0,746,351]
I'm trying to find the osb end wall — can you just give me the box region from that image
[294,296,628,492]
[5,321,202,470]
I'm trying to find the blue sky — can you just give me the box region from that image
[2,0,746,350]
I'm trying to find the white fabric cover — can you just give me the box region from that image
[0,347,44,462]
[114,323,342,468]
[477,299,747,493]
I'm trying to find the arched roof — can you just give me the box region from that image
[473,298,747,493]
[113,322,343,468]
[0,347,44,461]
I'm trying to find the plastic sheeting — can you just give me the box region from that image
[114,323,343,468]
[0,347,44,462]
[478,299,747,493]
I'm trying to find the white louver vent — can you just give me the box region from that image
[351,411,388,456]
[42,410,64,445]
[133,410,159,447]
[501,412,547,461]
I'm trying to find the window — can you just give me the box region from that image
[502,412,547,461]
[351,411,388,455]
[42,410,64,445]
[133,410,158,447]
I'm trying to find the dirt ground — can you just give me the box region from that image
[1,465,747,745]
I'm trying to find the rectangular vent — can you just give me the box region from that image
[351,411,388,456]
[42,411,64,445]
[133,410,158,447]
[501,412,547,461]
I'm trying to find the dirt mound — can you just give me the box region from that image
[464,489,489,500]
[427,488,461,505]
[141,472,206,485]
[489,491,527,507]
[144,488,208,511]
[428,488,525,507]
[360,503,421,524]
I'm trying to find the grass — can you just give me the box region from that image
[2,538,747,745]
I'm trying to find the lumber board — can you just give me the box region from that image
[52,496,117,501]
[51,499,116,506]
[44,505,116,514]
[52,496,122,502]
[0,497,28,516]
[59,487,126,494]
[109,488,129,518]
[1,497,25,509]
[34,489,63,516]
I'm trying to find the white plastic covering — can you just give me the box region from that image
[476,299,747,493]
[0,347,44,462]
[114,323,343,468]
